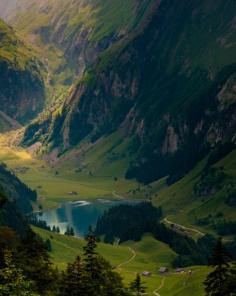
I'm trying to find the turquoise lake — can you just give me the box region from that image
[39,199,137,237]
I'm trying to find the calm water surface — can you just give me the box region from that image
[39,199,137,237]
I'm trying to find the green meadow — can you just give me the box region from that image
[0,132,138,209]
[33,227,209,295]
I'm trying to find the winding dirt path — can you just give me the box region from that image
[153,277,166,296]
[116,247,136,269]
[163,218,205,237]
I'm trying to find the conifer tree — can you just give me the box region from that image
[60,256,82,296]
[82,232,101,295]
[130,274,146,296]
[204,238,233,296]
[59,232,130,296]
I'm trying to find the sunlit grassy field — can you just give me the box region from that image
[0,132,138,209]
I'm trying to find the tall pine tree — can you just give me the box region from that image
[204,238,233,296]
[130,274,146,296]
[60,256,82,296]
[59,234,130,296]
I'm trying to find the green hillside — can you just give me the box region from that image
[33,227,209,295]
[9,0,155,42]
[0,18,45,124]
[149,149,236,237]
[0,18,34,67]
[6,0,157,103]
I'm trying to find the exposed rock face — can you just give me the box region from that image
[217,74,236,110]
[162,126,178,154]
[23,0,236,184]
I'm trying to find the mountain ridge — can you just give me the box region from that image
[22,0,236,185]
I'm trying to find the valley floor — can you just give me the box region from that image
[0,130,222,295]
[0,132,139,210]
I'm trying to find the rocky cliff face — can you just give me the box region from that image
[23,0,236,184]
[0,18,45,124]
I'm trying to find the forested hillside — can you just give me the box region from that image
[0,162,36,237]
[0,164,36,213]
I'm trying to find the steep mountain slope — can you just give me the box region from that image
[7,0,157,91]
[0,163,36,213]
[23,0,236,186]
[0,196,29,237]
[0,18,45,124]
[0,162,37,237]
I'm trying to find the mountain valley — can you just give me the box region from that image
[0,1,236,295]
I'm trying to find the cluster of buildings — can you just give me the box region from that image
[141,267,187,277]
